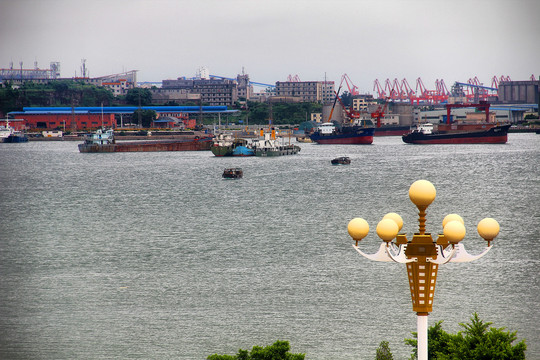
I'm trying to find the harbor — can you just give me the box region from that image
[1,133,538,359]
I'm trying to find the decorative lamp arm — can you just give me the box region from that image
[353,243,393,262]
[427,244,458,264]
[449,243,493,263]
[386,243,416,263]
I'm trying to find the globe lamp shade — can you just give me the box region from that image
[376,218,399,242]
[348,218,369,242]
[442,213,464,228]
[443,220,466,244]
[408,180,436,207]
[477,218,500,241]
[383,212,403,231]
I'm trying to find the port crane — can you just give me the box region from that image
[370,99,389,128]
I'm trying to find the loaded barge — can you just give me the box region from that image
[78,128,213,153]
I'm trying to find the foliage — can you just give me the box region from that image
[340,91,352,107]
[207,340,305,360]
[405,313,526,359]
[375,341,394,360]
[240,101,322,125]
[132,109,157,128]
[0,80,114,115]
[125,87,153,106]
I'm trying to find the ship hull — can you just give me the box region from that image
[402,124,511,144]
[211,145,233,156]
[254,144,300,157]
[79,137,213,153]
[310,127,374,144]
[374,126,410,137]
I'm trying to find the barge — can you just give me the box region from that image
[78,128,213,153]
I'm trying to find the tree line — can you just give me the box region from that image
[0,80,323,127]
[207,313,526,360]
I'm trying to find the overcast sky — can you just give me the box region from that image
[1,0,538,93]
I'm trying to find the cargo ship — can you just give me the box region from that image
[402,101,511,144]
[78,128,213,153]
[402,123,511,144]
[374,125,411,137]
[310,84,374,145]
[310,121,374,144]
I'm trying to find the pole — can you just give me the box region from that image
[417,313,428,360]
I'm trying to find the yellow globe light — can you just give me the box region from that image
[477,218,500,241]
[409,180,436,207]
[442,213,464,228]
[376,218,399,242]
[348,218,369,243]
[383,212,403,231]
[443,220,466,244]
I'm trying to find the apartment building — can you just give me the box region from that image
[160,77,238,106]
[352,94,376,112]
[275,81,334,103]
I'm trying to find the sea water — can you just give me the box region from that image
[0,133,538,359]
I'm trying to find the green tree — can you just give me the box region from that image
[207,340,305,360]
[375,340,394,360]
[341,91,352,107]
[132,109,157,128]
[126,88,152,106]
[405,313,526,360]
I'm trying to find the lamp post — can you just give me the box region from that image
[347,180,499,360]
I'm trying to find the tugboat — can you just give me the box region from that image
[222,168,243,179]
[331,156,351,165]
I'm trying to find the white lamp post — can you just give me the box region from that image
[347,180,499,360]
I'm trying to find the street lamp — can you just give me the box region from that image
[347,180,500,360]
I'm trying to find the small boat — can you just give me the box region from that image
[296,136,312,143]
[331,156,351,165]
[222,168,243,179]
[0,120,28,143]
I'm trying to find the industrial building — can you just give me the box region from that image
[8,106,237,131]
[498,80,540,104]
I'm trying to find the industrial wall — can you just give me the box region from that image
[498,80,540,104]
[19,113,115,131]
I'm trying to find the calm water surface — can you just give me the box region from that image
[0,134,539,359]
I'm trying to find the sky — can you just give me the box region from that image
[1,0,539,93]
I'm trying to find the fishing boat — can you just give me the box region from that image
[402,102,511,144]
[251,132,300,157]
[331,156,351,165]
[222,168,243,179]
[78,128,213,153]
[211,134,253,156]
[0,120,28,143]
